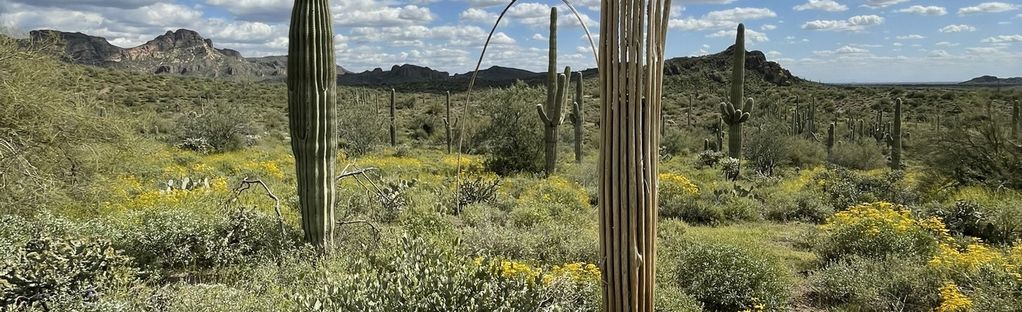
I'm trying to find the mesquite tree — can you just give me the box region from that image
[598,0,672,310]
[287,0,337,249]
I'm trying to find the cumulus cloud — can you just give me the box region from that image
[959,2,1019,15]
[760,24,776,31]
[669,7,776,31]
[793,0,848,12]
[981,35,1022,43]
[459,8,496,23]
[707,28,769,42]
[896,5,947,16]
[939,24,976,33]
[802,15,884,32]
[896,34,925,40]
[813,45,870,55]
[862,0,909,8]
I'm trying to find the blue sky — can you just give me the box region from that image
[1,0,1020,83]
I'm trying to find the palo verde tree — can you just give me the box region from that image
[287,0,337,249]
[598,0,672,310]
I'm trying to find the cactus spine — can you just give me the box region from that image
[719,24,754,159]
[444,91,452,153]
[536,7,570,175]
[598,0,671,309]
[389,89,396,146]
[287,0,337,249]
[890,98,903,170]
[569,72,584,163]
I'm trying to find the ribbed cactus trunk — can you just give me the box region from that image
[444,91,452,153]
[1012,100,1019,140]
[720,24,753,160]
[287,0,336,249]
[537,7,569,176]
[598,0,671,310]
[890,98,902,170]
[571,72,584,163]
[389,89,396,147]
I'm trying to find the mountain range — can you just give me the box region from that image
[26,28,803,89]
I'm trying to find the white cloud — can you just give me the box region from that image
[939,24,976,33]
[814,45,870,55]
[669,7,776,31]
[929,50,951,58]
[708,28,769,42]
[802,15,884,32]
[896,34,925,40]
[862,0,909,8]
[793,0,848,12]
[935,41,960,47]
[959,2,1020,15]
[459,8,496,23]
[896,5,947,16]
[760,24,776,31]
[981,35,1022,43]
[205,0,290,21]
[8,0,162,9]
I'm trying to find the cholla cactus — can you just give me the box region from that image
[719,24,754,160]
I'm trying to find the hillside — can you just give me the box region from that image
[960,75,1022,86]
[26,29,349,79]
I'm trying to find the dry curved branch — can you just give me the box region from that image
[224,178,286,242]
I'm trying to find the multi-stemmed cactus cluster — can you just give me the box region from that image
[536,7,572,175]
[287,0,337,249]
[790,95,817,139]
[719,23,755,160]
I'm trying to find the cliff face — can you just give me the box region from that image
[664,45,799,86]
[27,29,344,79]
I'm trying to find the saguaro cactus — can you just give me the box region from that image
[389,88,396,147]
[598,0,671,310]
[719,24,754,159]
[287,0,337,249]
[569,72,584,163]
[444,91,452,153]
[536,7,571,175]
[826,123,835,159]
[1012,100,1019,140]
[890,98,903,170]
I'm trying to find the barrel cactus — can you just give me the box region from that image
[287,0,337,249]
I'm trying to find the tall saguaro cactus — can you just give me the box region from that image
[444,91,453,153]
[598,0,671,310]
[569,72,585,163]
[537,7,571,175]
[720,24,754,159]
[389,88,397,147]
[1012,100,1019,140]
[890,98,903,170]
[287,0,337,249]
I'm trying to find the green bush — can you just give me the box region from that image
[175,101,254,153]
[674,241,790,310]
[808,256,940,311]
[829,140,887,170]
[765,190,832,224]
[922,190,1022,244]
[814,202,943,261]
[814,168,916,211]
[338,95,386,156]
[474,84,545,175]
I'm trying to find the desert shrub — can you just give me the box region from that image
[744,122,789,175]
[928,242,1022,311]
[675,241,790,310]
[815,202,947,261]
[1,231,133,309]
[660,127,700,160]
[658,172,699,217]
[808,256,940,311]
[765,190,832,224]
[175,101,254,153]
[829,140,887,170]
[474,84,544,175]
[784,137,827,168]
[921,119,1022,189]
[300,236,600,312]
[814,168,916,211]
[338,95,386,157]
[661,190,760,225]
[114,208,288,272]
[941,187,1022,244]
[696,150,724,167]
